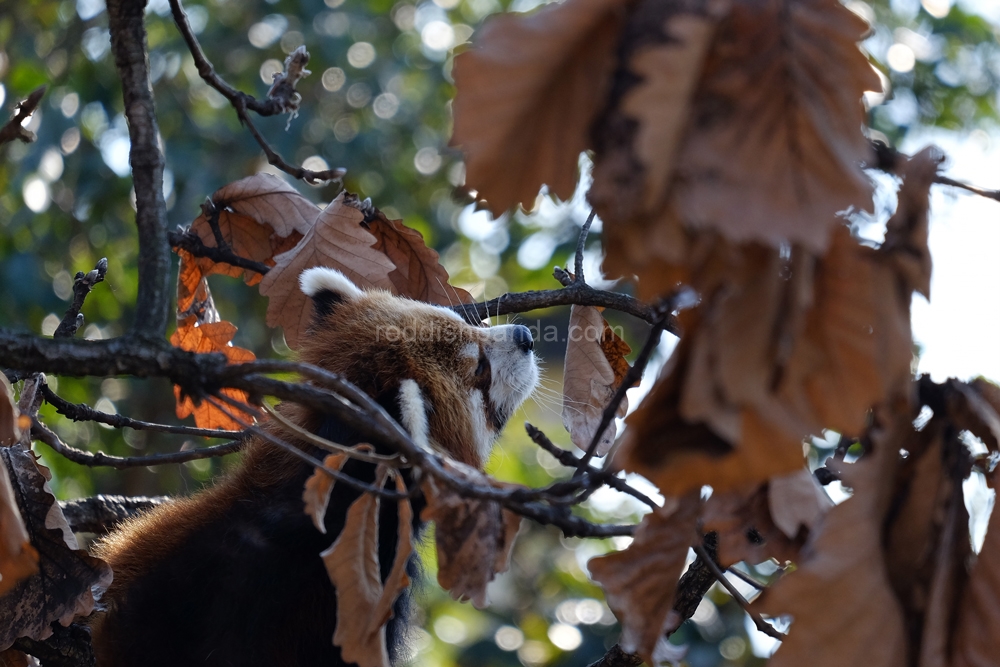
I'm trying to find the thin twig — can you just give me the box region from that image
[574,210,596,284]
[726,565,766,590]
[207,394,411,500]
[261,402,402,466]
[525,423,657,510]
[168,229,272,275]
[870,140,1000,203]
[41,383,245,440]
[693,541,786,640]
[168,0,346,184]
[0,86,45,146]
[54,258,108,338]
[31,417,244,469]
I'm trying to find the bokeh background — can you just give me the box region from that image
[1,0,998,664]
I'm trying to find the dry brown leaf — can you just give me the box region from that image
[0,373,19,447]
[970,377,1000,424]
[363,211,473,306]
[946,379,1000,453]
[616,308,808,496]
[451,0,626,214]
[207,173,319,239]
[794,227,914,437]
[674,0,878,250]
[618,11,719,214]
[323,468,413,667]
[421,461,522,608]
[702,482,802,567]
[562,306,633,456]
[175,250,218,320]
[588,493,701,662]
[170,318,258,430]
[951,465,1000,667]
[882,146,941,300]
[767,468,832,539]
[0,649,29,667]
[755,419,907,667]
[0,446,113,650]
[258,192,395,348]
[303,453,349,534]
[595,0,878,299]
[0,458,37,597]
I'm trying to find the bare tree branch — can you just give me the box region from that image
[41,383,245,439]
[31,417,246,469]
[0,86,45,146]
[54,259,108,339]
[692,541,786,640]
[168,0,346,184]
[168,228,273,276]
[59,495,168,533]
[107,0,172,339]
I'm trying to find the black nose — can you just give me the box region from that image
[512,325,533,353]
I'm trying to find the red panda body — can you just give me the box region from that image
[89,269,538,667]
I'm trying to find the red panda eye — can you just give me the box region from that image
[475,355,488,378]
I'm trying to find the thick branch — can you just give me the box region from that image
[0,86,45,146]
[59,494,167,533]
[107,0,172,339]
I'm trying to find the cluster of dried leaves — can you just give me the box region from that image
[4,0,1000,663]
[170,173,472,430]
[449,0,1000,663]
[0,378,113,659]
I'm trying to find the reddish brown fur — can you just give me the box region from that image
[89,289,503,666]
[298,290,495,467]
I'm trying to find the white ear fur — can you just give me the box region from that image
[299,267,364,300]
[398,379,430,452]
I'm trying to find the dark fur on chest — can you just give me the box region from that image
[91,414,425,667]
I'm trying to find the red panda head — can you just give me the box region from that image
[297,267,538,468]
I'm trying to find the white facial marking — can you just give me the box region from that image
[483,324,539,431]
[460,342,479,360]
[398,379,430,451]
[468,389,492,462]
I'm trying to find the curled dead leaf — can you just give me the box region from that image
[451,0,626,214]
[702,481,806,568]
[170,317,258,430]
[258,192,395,349]
[755,418,907,667]
[303,453,350,534]
[0,446,113,650]
[588,493,701,662]
[0,459,37,597]
[0,373,20,447]
[562,306,633,456]
[951,465,1000,667]
[420,461,522,608]
[323,468,413,667]
[362,211,473,306]
[767,468,833,540]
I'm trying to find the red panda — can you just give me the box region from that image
[88,268,538,667]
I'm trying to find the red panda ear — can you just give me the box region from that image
[299,267,364,321]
